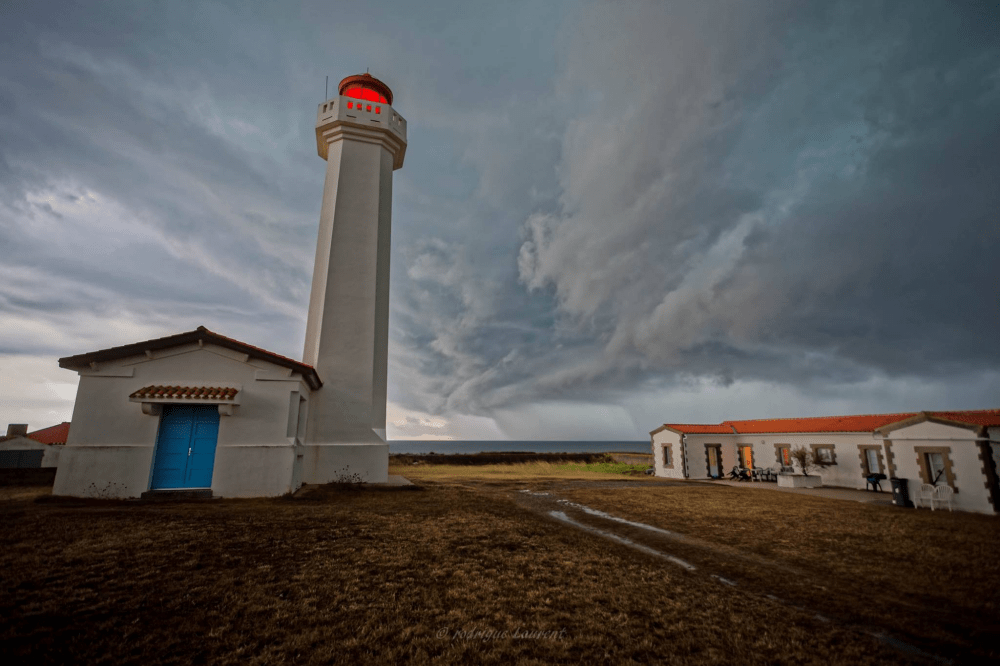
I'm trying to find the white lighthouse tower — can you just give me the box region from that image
[48,73,407,499]
[300,73,407,483]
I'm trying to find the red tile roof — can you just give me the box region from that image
[661,424,735,434]
[723,412,919,434]
[926,409,1000,427]
[27,422,71,445]
[129,386,239,401]
[58,326,321,390]
[653,409,1000,436]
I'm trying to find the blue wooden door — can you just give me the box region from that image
[151,405,220,489]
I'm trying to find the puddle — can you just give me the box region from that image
[548,510,696,571]
[535,491,949,665]
[554,499,677,537]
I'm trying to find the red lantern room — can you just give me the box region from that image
[338,73,393,105]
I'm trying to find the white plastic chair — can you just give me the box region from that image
[932,485,954,512]
[916,484,936,509]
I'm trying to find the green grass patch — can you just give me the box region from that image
[554,462,651,475]
[394,461,657,481]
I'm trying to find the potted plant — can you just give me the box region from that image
[777,446,832,488]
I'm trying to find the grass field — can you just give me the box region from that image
[0,463,996,664]
[397,460,655,480]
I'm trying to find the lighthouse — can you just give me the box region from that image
[50,73,407,499]
[300,73,407,483]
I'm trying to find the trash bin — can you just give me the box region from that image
[890,477,913,508]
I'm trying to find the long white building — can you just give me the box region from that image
[650,410,1000,514]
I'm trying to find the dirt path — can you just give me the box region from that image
[438,478,965,665]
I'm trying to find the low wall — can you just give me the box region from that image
[390,452,616,466]
[609,452,654,466]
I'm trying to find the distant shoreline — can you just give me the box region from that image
[388,440,650,455]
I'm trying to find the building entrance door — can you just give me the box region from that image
[707,445,721,478]
[151,405,220,489]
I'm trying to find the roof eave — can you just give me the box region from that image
[59,327,322,390]
[875,412,983,436]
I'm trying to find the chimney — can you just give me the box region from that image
[6,424,28,437]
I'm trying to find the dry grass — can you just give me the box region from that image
[396,463,1000,662]
[0,484,52,502]
[556,484,1000,600]
[555,483,1000,652]
[0,482,912,665]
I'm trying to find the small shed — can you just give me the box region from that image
[53,327,321,499]
[0,422,70,469]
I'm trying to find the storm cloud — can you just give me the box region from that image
[1,0,998,438]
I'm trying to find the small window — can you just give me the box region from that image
[925,452,946,485]
[375,106,381,114]
[662,446,671,467]
[810,444,836,465]
[865,448,880,474]
[347,101,353,109]
[780,447,791,466]
[366,104,372,111]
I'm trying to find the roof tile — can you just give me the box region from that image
[723,412,919,434]
[129,385,239,401]
[927,409,1000,427]
[662,424,735,434]
[655,409,1000,436]
[27,422,71,445]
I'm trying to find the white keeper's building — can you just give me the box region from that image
[650,410,1000,514]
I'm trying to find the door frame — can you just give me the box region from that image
[705,444,722,478]
[149,404,221,490]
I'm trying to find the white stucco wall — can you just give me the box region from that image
[53,343,312,499]
[649,418,997,513]
[883,421,995,514]
[652,429,898,487]
[734,433,889,488]
[305,99,406,448]
[650,429,685,479]
[301,443,389,484]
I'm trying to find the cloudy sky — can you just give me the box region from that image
[1,1,998,440]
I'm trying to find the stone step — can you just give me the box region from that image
[139,489,214,501]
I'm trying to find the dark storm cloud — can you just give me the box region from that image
[508,0,1000,416]
[2,0,998,435]
[0,0,340,359]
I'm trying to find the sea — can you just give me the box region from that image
[388,440,651,455]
